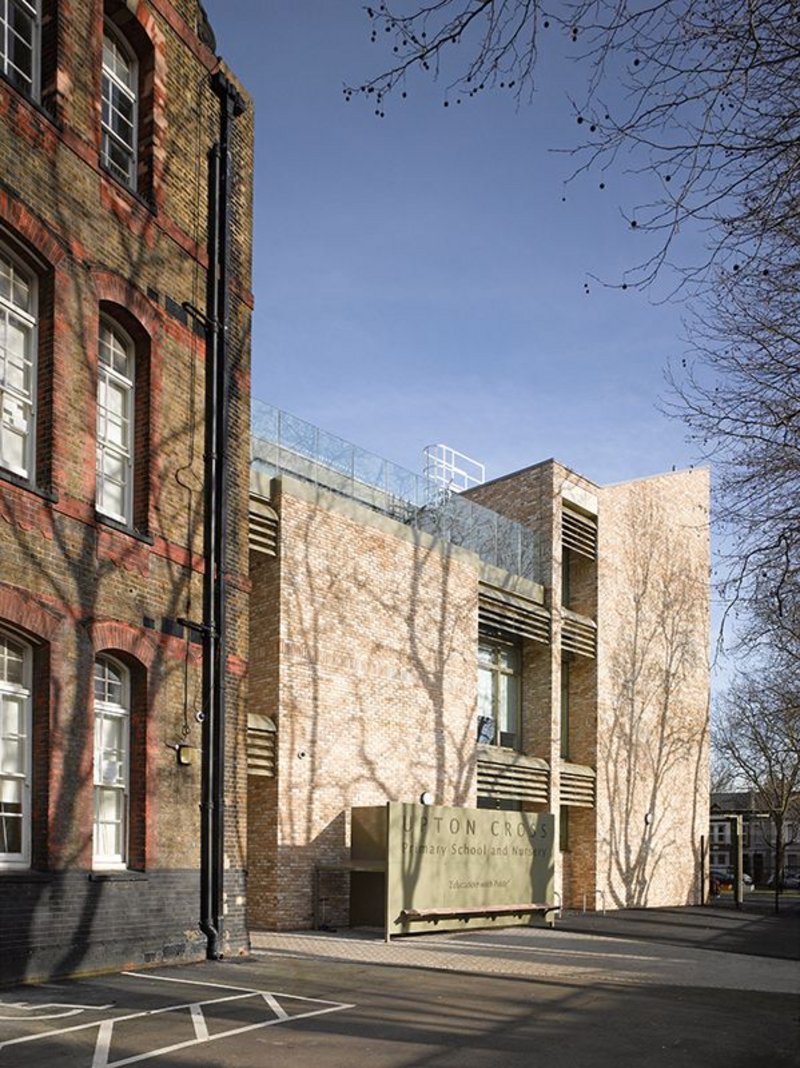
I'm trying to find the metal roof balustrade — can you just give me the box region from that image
[251,401,541,584]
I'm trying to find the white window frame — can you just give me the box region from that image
[477,637,521,750]
[96,315,135,525]
[0,243,37,481]
[92,655,130,870]
[101,23,138,189]
[0,629,32,869]
[0,0,40,101]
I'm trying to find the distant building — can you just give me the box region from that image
[0,1,253,981]
[246,405,710,929]
[710,792,800,883]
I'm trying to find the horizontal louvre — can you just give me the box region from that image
[478,591,551,645]
[249,498,279,556]
[562,508,597,560]
[477,754,550,805]
[562,612,597,658]
[247,713,277,777]
[560,762,596,808]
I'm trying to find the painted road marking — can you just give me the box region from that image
[0,975,353,1067]
[189,1002,208,1041]
[0,999,115,1021]
[92,1021,114,1068]
[261,990,290,1021]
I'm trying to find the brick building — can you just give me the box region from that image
[247,407,710,930]
[711,792,800,885]
[0,0,253,980]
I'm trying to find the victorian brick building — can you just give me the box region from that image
[0,0,253,980]
[246,407,710,930]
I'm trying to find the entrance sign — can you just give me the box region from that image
[351,803,555,938]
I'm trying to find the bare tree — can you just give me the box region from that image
[351,1,800,654]
[714,662,800,912]
[710,750,737,795]
[350,2,799,280]
[669,251,799,659]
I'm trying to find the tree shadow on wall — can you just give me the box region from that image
[272,495,477,927]
[600,490,709,908]
[0,54,251,980]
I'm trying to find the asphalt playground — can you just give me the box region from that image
[0,895,797,1068]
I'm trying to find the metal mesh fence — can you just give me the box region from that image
[251,400,541,583]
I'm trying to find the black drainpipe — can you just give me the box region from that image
[200,70,246,962]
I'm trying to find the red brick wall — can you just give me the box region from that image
[0,0,253,977]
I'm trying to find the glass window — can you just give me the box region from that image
[93,655,129,867]
[0,0,39,99]
[101,26,137,187]
[560,659,570,760]
[0,631,31,866]
[477,638,520,749]
[96,316,134,524]
[0,247,36,480]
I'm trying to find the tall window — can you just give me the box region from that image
[0,0,39,99]
[96,316,134,524]
[560,658,570,759]
[0,246,36,480]
[93,655,129,867]
[0,631,31,867]
[477,638,520,749]
[101,25,137,188]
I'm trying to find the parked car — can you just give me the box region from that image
[710,867,754,890]
[766,871,800,890]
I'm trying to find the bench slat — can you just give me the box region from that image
[400,903,557,921]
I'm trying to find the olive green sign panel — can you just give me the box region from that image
[385,802,555,936]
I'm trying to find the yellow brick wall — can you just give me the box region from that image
[596,468,710,908]
[248,478,480,929]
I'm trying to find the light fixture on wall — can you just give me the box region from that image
[644,811,653,825]
[420,791,434,806]
[166,742,195,767]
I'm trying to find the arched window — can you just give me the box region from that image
[0,0,40,100]
[96,315,134,525]
[0,244,36,480]
[0,630,32,867]
[93,654,130,867]
[101,23,137,188]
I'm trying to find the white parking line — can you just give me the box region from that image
[189,1003,209,1042]
[0,994,253,1050]
[261,991,290,1020]
[0,975,354,1068]
[98,1002,352,1068]
[125,971,349,1003]
[0,999,115,1021]
[92,1021,114,1068]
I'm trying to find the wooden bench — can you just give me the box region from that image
[399,903,559,928]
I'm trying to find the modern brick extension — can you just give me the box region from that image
[247,435,710,930]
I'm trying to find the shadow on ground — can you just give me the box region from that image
[556,896,800,960]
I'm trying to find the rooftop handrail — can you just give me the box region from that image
[251,400,541,584]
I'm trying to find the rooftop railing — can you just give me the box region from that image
[251,400,541,584]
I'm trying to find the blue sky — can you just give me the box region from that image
[205,1,705,489]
